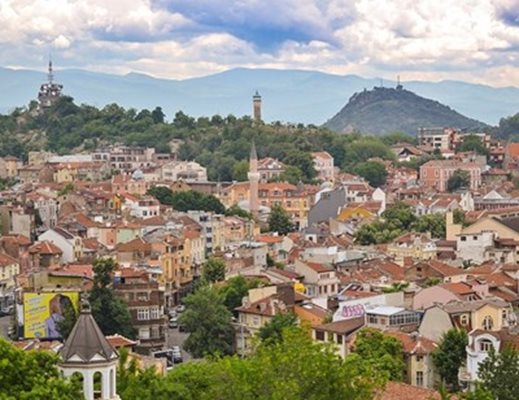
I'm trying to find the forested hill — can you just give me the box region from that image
[0,96,414,182]
[324,86,489,135]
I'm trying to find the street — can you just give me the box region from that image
[0,315,11,339]
[166,326,191,362]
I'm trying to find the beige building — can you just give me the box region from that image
[419,299,514,342]
[312,317,364,358]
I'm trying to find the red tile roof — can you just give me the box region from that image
[29,241,63,255]
[376,382,442,400]
[385,331,437,354]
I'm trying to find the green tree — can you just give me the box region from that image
[283,150,317,182]
[0,338,81,399]
[458,135,488,155]
[411,213,446,238]
[202,257,226,283]
[268,203,295,235]
[89,258,136,339]
[432,328,468,391]
[219,276,263,312]
[147,187,225,214]
[151,106,165,124]
[58,182,74,196]
[353,161,388,187]
[258,312,298,345]
[278,165,304,185]
[447,169,470,192]
[478,345,519,400]
[351,328,405,381]
[178,286,234,358]
[225,204,253,220]
[232,160,249,181]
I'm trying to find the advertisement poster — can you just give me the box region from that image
[23,292,79,339]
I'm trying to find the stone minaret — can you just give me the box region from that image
[248,141,259,217]
[253,91,262,122]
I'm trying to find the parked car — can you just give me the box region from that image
[176,304,186,313]
[168,317,178,329]
[0,305,13,316]
[171,346,181,353]
[168,310,177,318]
[178,323,188,333]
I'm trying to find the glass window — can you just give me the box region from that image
[137,308,150,321]
[483,316,494,331]
[315,330,325,341]
[479,339,493,352]
[416,371,424,387]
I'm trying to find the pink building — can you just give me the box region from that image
[311,151,334,182]
[419,160,481,192]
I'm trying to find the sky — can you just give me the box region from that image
[1,0,519,86]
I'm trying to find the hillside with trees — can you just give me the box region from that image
[324,86,489,136]
[0,97,416,183]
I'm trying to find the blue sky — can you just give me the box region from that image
[1,0,518,86]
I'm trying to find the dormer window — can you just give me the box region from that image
[460,314,469,326]
[483,315,494,331]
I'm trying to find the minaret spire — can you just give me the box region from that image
[48,56,54,84]
[248,140,259,218]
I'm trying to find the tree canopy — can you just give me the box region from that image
[147,187,225,214]
[432,328,468,391]
[0,338,81,399]
[351,328,405,381]
[178,285,234,358]
[118,328,383,400]
[447,170,470,192]
[268,203,295,235]
[478,345,519,400]
[201,257,226,283]
[353,161,388,187]
[89,258,136,339]
[354,202,446,245]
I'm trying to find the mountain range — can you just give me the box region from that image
[0,66,518,127]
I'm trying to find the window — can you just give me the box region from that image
[336,334,343,344]
[416,355,424,363]
[139,327,150,340]
[473,236,478,240]
[461,236,467,242]
[479,339,493,352]
[150,307,160,320]
[253,316,260,326]
[482,315,494,331]
[315,330,325,341]
[416,371,424,387]
[137,308,150,321]
[368,315,378,324]
[460,314,469,326]
[502,309,508,323]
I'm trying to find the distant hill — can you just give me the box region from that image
[0,66,518,125]
[323,86,490,135]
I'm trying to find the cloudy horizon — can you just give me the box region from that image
[1,0,519,86]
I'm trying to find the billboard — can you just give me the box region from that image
[23,292,79,339]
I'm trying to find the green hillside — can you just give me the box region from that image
[324,86,489,135]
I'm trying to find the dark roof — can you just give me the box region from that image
[60,304,117,364]
[499,216,519,233]
[314,317,365,334]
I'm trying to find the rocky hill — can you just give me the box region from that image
[323,86,489,135]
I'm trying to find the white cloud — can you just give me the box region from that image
[0,0,518,85]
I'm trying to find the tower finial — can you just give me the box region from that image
[48,55,54,84]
